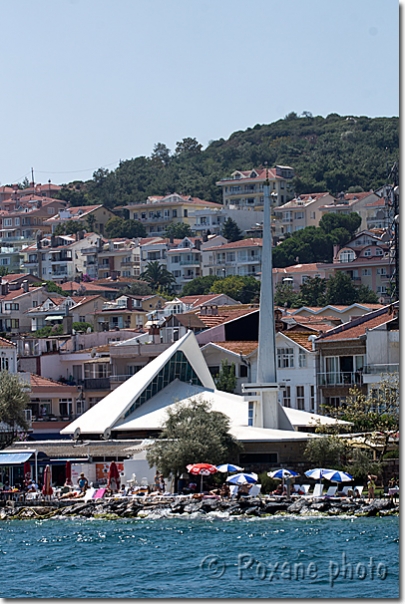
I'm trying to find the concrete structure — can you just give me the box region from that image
[318,191,380,231]
[273,262,334,291]
[44,205,116,235]
[274,192,334,236]
[201,238,263,278]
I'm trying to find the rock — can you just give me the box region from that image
[310,501,331,512]
[183,502,203,514]
[201,499,220,512]
[287,499,309,513]
[327,508,342,516]
[262,502,291,515]
[244,506,261,517]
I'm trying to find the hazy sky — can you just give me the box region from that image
[1,0,399,186]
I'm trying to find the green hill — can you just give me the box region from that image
[57,113,399,208]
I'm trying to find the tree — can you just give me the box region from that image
[215,360,237,393]
[0,266,9,277]
[325,272,358,305]
[53,220,83,236]
[274,282,302,308]
[174,137,202,156]
[140,261,177,292]
[105,217,147,239]
[356,284,379,304]
[319,212,362,238]
[211,275,260,303]
[304,434,349,469]
[164,222,193,239]
[151,142,171,166]
[321,374,399,461]
[119,281,154,297]
[299,276,327,307]
[86,214,97,232]
[181,275,219,296]
[146,399,241,481]
[0,371,30,447]
[221,217,243,242]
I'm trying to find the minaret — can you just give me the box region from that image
[242,168,293,430]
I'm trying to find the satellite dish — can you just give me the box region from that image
[102,427,112,440]
[378,297,386,304]
[73,427,81,440]
[91,348,96,358]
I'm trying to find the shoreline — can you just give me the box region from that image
[0,494,399,520]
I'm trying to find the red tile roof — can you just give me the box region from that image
[317,308,394,342]
[60,281,117,293]
[195,307,258,328]
[30,374,78,391]
[0,337,15,348]
[179,294,237,308]
[208,238,263,251]
[209,341,258,355]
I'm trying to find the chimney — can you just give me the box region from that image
[149,324,160,343]
[333,244,341,260]
[50,234,57,248]
[194,239,201,250]
[111,270,119,281]
[1,281,9,296]
[22,280,29,293]
[126,297,133,310]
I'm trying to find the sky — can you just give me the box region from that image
[1,0,399,186]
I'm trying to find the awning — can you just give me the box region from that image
[45,315,64,321]
[0,452,34,465]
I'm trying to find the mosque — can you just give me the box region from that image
[61,176,340,466]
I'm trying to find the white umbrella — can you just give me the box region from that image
[217,464,244,473]
[322,470,353,483]
[227,472,258,485]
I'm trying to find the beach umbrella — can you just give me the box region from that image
[268,469,299,490]
[322,470,353,483]
[216,464,244,473]
[227,472,258,485]
[42,464,53,497]
[65,461,72,485]
[304,468,335,482]
[107,461,120,492]
[187,463,218,492]
[23,461,31,483]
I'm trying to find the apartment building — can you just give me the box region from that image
[328,231,391,301]
[93,293,166,331]
[97,238,140,279]
[318,191,380,231]
[27,295,105,331]
[44,205,116,235]
[0,198,66,243]
[0,280,47,334]
[21,232,103,282]
[273,262,334,291]
[201,238,263,278]
[216,166,295,210]
[274,192,334,236]
[124,193,222,236]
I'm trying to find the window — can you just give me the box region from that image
[59,399,73,417]
[5,303,19,310]
[283,386,291,407]
[248,402,254,426]
[296,386,305,410]
[301,276,310,284]
[3,218,12,227]
[377,268,387,275]
[364,248,372,257]
[239,364,248,378]
[310,212,316,219]
[375,247,383,256]
[339,250,355,262]
[377,286,387,294]
[299,351,307,367]
[172,210,177,218]
[79,315,86,323]
[209,366,220,377]
[14,218,20,226]
[295,212,304,219]
[310,385,315,411]
[1,357,8,371]
[277,347,294,368]
[362,268,371,276]
[325,396,340,408]
[5,319,19,329]
[183,209,188,218]
[171,256,180,264]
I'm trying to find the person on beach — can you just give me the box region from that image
[78,472,89,493]
[154,471,160,492]
[367,475,376,501]
[159,474,166,493]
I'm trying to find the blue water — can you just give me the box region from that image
[0,515,399,599]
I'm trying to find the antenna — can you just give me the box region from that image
[31,167,35,185]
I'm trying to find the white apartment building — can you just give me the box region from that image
[201,330,318,412]
[216,166,295,210]
[274,192,334,236]
[318,191,380,231]
[201,238,263,278]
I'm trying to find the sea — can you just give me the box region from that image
[0,514,399,599]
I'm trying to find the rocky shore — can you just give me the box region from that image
[0,495,399,520]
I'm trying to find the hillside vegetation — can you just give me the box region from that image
[56,113,398,208]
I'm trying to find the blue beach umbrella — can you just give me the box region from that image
[227,472,258,485]
[304,468,335,481]
[322,470,353,483]
[216,464,244,473]
[268,469,299,480]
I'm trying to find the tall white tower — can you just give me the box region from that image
[242,170,293,430]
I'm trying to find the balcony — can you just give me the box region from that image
[179,259,200,266]
[363,364,399,375]
[83,377,111,390]
[317,372,364,387]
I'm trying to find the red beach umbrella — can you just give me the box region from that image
[65,461,72,485]
[23,461,31,484]
[42,464,53,497]
[107,461,120,492]
[186,463,218,492]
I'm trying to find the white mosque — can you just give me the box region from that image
[62,177,340,465]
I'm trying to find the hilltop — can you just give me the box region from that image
[55,113,398,208]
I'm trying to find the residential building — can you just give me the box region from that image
[124,193,222,237]
[287,302,385,323]
[27,294,105,332]
[362,305,399,390]
[314,305,397,409]
[0,281,47,334]
[93,294,166,331]
[59,280,118,300]
[0,198,66,243]
[216,166,295,210]
[273,262,334,291]
[0,336,18,373]
[318,191,380,231]
[21,232,103,282]
[273,192,334,236]
[97,238,140,279]
[201,238,263,278]
[44,205,116,235]
[327,231,391,301]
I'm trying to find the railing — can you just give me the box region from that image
[83,378,110,390]
[110,374,135,383]
[363,364,399,375]
[317,372,364,387]
[179,259,200,266]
